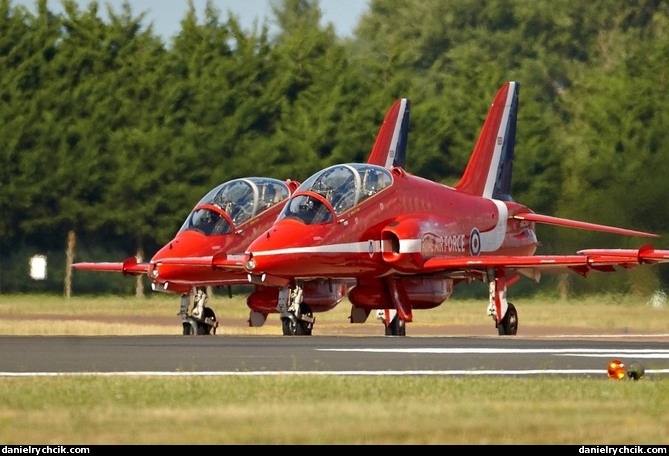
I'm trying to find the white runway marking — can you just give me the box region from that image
[319,348,669,357]
[2,368,668,377]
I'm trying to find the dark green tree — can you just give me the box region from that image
[0,0,63,248]
[258,0,376,181]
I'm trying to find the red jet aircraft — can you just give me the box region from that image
[72,96,411,336]
[241,81,669,336]
[73,176,299,334]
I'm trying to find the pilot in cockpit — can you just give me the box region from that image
[193,210,220,235]
[362,169,379,197]
[261,184,280,209]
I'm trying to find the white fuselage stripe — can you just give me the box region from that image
[479,199,508,252]
[249,241,383,257]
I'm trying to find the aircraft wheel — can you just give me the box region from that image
[281,317,294,335]
[182,318,197,335]
[299,304,314,335]
[182,317,208,336]
[385,314,406,336]
[497,302,518,336]
[281,317,304,335]
[202,307,217,335]
[281,317,310,335]
[281,304,313,336]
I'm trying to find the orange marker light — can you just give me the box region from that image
[607,359,626,380]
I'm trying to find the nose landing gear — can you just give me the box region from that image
[180,287,218,335]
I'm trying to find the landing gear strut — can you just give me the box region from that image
[180,287,218,335]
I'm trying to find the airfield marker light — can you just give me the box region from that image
[607,359,626,380]
[607,359,646,380]
[626,361,645,381]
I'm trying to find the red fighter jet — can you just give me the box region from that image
[73,96,410,336]
[242,81,669,336]
[73,176,299,335]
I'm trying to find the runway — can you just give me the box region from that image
[1,334,668,378]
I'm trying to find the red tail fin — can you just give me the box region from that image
[367,98,410,169]
[456,82,519,200]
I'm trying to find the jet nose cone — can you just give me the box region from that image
[244,224,302,276]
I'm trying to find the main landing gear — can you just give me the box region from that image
[180,287,218,335]
[487,271,519,336]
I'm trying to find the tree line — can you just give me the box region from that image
[1,0,668,298]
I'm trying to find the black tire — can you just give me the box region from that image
[182,319,197,335]
[202,307,217,335]
[281,317,294,335]
[299,304,314,335]
[385,314,406,336]
[281,304,313,336]
[182,317,209,335]
[497,302,518,336]
[281,317,303,335]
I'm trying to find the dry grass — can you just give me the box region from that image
[0,291,667,336]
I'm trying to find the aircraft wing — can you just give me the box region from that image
[72,257,149,276]
[577,244,669,265]
[421,244,669,279]
[514,212,659,238]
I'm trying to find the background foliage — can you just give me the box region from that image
[1,0,668,296]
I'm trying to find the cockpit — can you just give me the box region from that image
[279,164,392,225]
[179,177,291,235]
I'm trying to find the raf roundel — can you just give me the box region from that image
[470,228,481,256]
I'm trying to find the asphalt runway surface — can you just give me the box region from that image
[1,332,668,378]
